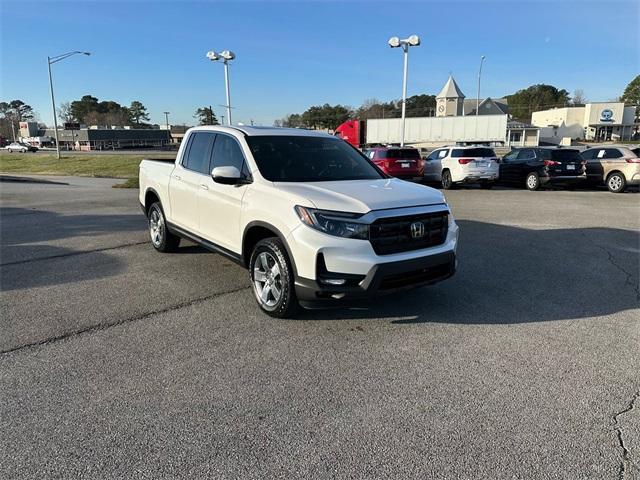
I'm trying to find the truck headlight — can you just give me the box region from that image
[295,206,369,240]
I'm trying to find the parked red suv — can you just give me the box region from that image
[362,146,424,181]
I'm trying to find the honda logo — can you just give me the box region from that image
[410,221,425,239]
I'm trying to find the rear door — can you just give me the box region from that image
[583,148,605,182]
[198,133,250,252]
[423,149,441,181]
[499,150,519,184]
[169,131,215,232]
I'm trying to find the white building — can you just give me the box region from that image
[531,102,637,144]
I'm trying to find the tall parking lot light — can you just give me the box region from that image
[206,50,235,126]
[475,55,486,141]
[47,51,90,159]
[388,35,420,147]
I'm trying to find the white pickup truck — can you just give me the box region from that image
[139,126,459,317]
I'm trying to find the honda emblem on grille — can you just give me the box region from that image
[410,221,425,239]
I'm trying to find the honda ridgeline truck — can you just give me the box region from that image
[139,126,459,317]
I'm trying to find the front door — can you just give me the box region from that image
[198,133,250,253]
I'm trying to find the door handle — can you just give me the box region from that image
[200,184,209,190]
[173,175,181,181]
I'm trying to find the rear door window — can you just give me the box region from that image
[603,148,623,159]
[183,132,216,174]
[517,149,536,160]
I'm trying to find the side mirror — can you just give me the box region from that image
[212,166,244,185]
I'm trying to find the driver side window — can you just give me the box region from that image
[210,134,250,177]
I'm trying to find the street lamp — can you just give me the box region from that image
[476,55,486,117]
[475,55,486,141]
[206,50,235,126]
[388,35,420,147]
[47,51,90,159]
[163,111,171,146]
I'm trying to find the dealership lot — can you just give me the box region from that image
[1,176,639,479]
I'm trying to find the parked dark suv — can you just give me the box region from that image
[498,147,585,190]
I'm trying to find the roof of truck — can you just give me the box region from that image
[190,125,334,138]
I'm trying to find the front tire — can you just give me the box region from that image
[607,172,626,193]
[480,181,494,189]
[250,238,299,318]
[442,170,456,190]
[526,172,540,191]
[7,149,12,153]
[148,202,180,252]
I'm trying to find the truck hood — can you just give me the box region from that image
[273,178,447,213]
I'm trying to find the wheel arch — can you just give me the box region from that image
[242,221,298,276]
[144,188,161,215]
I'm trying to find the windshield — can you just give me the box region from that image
[451,148,496,158]
[246,136,385,182]
[381,149,421,159]
[539,149,582,161]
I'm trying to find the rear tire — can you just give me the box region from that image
[607,172,626,193]
[148,202,180,252]
[7,149,12,153]
[442,170,456,190]
[250,237,299,318]
[480,182,494,189]
[526,172,540,191]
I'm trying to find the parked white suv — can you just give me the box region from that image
[423,146,499,189]
[139,126,459,317]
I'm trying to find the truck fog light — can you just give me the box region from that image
[320,278,347,286]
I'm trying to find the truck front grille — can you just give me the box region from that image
[369,211,448,255]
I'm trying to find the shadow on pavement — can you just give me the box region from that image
[298,220,639,324]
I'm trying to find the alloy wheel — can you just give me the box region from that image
[608,175,622,192]
[149,207,164,247]
[253,252,282,308]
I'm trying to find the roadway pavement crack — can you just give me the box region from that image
[584,235,640,303]
[0,241,149,267]
[0,286,250,357]
[614,390,640,479]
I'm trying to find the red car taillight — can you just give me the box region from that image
[458,158,473,164]
[625,158,640,163]
[544,160,560,166]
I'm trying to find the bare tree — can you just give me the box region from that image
[571,89,587,106]
[57,102,76,123]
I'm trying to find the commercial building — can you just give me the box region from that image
[19,122,171,150]
[531,102,638,144]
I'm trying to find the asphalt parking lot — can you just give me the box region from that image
[1,175,639,479]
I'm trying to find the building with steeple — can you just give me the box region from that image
[436,75,465,117]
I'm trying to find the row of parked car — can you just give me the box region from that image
[362,145,640,193]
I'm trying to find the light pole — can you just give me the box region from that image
[163,111,171,146]
[475,55,486,141]
[47,51,90,159]
[206,50,235,126]
[476,55,486,117]
[388,35,420,147]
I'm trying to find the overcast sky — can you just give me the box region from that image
[2,0,638,127]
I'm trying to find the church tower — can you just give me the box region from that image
[436,75,465,117]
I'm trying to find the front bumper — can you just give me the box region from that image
[295,250,456,308]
